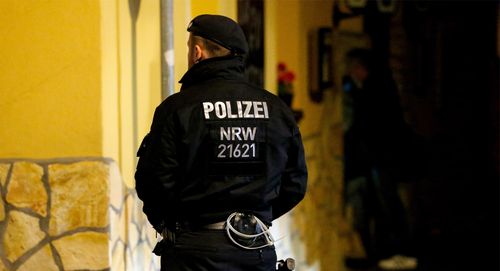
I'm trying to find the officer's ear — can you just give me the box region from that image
[193,44,203,63]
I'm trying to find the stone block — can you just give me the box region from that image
[109,162,125,211]
[0,163,10,187]
[0,164,9,222]
[111,240,126,271]
[48,161,109,236]
[52,232,108,271]
[6,162,47,217]
[127,195,140,250]
[3,211,46,262]
[109,205,123,253]
[17,245,58,271]
[0,195,5,223]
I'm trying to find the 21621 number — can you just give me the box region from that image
[217,143,256,158]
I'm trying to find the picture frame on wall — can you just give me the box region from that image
[309,27,333,103]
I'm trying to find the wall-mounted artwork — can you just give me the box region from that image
[238,0,264,88]
[308,27,333,103]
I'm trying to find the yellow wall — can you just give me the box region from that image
[173,0,191,90]
[100,0,162,187]
[264,0,278,93]
[275,0,334,136]
[191,0,237,19]
[0,0,102,158]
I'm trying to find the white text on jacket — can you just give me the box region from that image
[202,101,269,119]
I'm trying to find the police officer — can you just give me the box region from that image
[135,14,307,271]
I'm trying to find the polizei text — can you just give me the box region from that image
[202,101,269,119]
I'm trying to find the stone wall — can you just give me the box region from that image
[290,89,348,271]
[0,159,159,271]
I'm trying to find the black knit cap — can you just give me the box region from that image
[187,14,249,55]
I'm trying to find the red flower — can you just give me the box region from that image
[278,62,287,71]
[277,62,295,84]
[284,72,295,82]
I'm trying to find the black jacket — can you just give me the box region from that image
[135,56,307,231]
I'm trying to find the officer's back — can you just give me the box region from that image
[135,14,307,271]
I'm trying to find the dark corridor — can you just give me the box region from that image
[338,2,499,271]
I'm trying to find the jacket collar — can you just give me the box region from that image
[179,55,246,90]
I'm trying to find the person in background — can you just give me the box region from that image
[343,48,420,270]
[135,14,307,271]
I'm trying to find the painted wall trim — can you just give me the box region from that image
[100,0,121,167]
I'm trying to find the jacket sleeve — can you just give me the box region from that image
[135,106,180,231]
[272,126,308,220]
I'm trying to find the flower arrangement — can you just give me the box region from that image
[277,62,296,96]
[277,62,296,107]
[277,62,303,122]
